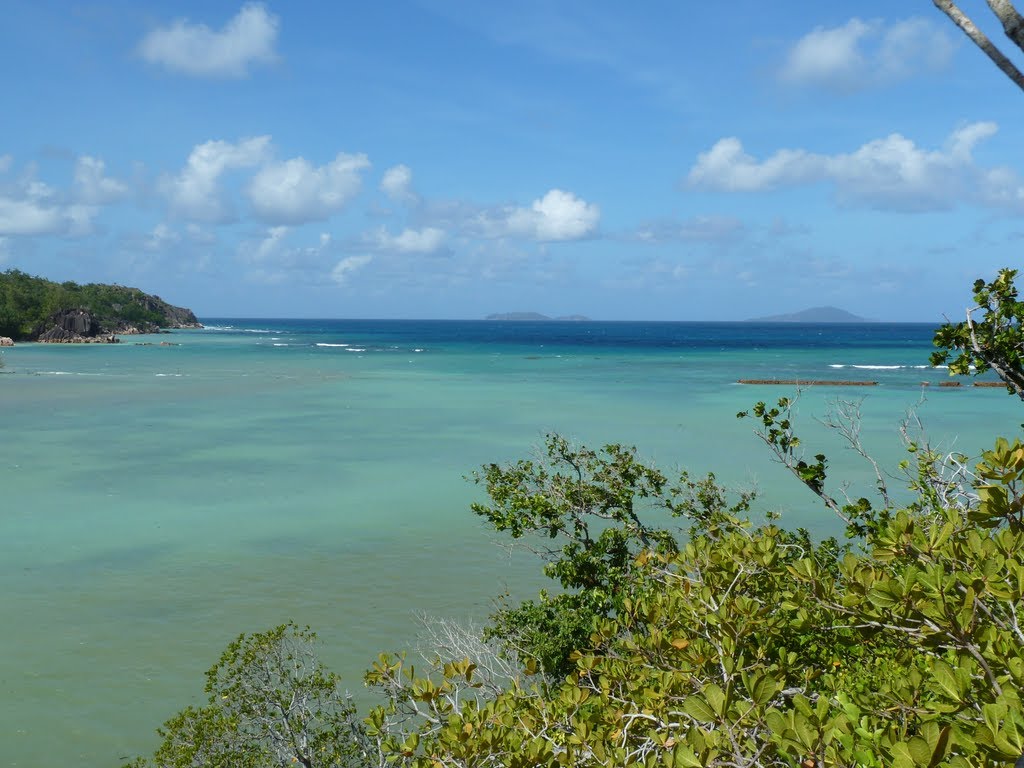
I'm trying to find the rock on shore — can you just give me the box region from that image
[37,309,120,343]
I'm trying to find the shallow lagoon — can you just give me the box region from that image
[1,320,1018,766]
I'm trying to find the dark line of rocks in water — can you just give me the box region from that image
[738,379,1005,388]
[738,379,879,386]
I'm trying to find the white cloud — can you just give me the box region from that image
[239,227,337,284]
[65,204,99,237]
[0,155,11,174]
[142,223,181,252]
[139,3,279,78]
[479,189,600,241]
[688,138,821,193]
[876,18,956,80]
[248,152,370,224]
[253,225,290,262]
[0,197,65,235]
[633,214,745,243]
[688,122,1019,212]
[372,226,445,253]
[0,177,99,237]
[780,17,954,90]
[162,136,271,222]
[331,254,372,285]
[74,156,128,205]
[380,164,417,203]
[781,18,870,88]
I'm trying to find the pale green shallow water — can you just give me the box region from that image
[1,322,1019,766]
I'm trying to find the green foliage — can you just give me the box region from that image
[932,267,1024,399]
[371,425,1024,767]
[0,269,179,339]
[132,270,1024,767]
[470,434,754,677]
[126,623,369,768]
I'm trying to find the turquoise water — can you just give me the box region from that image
[1,320,1019,766]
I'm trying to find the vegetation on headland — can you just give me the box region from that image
[123,271,1024,768]
[0,269,199,341]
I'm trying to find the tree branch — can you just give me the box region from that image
[934,0,1024,92]
[986,0,1024,51]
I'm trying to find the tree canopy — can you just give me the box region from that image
[0,269,195,340]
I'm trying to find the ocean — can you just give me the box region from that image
[1,319,1019,766]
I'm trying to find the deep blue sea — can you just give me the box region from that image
[1,320,1017,766]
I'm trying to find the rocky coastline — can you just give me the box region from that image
[0,270,202,345]
[30,305,202,344]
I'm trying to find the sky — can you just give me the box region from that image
[2,1,1024,320]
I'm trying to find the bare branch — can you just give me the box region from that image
[934,0,1024,91]
[986,0,1024,50]
[818,397,893,508]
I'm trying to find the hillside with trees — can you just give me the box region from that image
[0,270,199,341]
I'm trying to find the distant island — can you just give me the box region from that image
[486,312,592,321]
[747,306,870,323]
[0,269,200,344]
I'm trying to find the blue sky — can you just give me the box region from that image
[2,1,1023,320]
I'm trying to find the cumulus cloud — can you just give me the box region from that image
[687,122,1018,212]
[331,254,372,285]
[162,136,270,221]
[74,156,128,205]
[380,164,417,203]
[247,152,370,224]
[138,3,279,78]
[372,226,445,253]
[477,189,600,241]
[688,139,821,192]
[780,17,954,90]
[0,155,12,174]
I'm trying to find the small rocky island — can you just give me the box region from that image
[746,306,870,323]
[0,269,200,345]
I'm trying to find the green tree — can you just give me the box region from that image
[469,434,753,678]
[126,623,370,768]
[932,268,1024,400]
